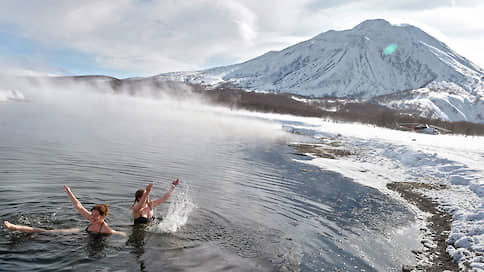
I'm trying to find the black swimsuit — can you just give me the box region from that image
[85,222,104,233]
[133,216,151,224]
[134,204,159,224]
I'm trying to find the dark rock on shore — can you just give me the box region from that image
[387,182,458,272]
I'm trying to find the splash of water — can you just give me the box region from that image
[149,184,196,233]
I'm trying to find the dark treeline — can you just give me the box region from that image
[196,85,484,136]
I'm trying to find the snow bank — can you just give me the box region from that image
[271,116,484,270]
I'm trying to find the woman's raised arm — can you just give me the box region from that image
[150,179,179,208]
[132,183,153,212]
[64,185,91,220]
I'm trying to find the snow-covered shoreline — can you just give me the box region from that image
[281,118,484,271]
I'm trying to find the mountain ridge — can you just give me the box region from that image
[155,19,484,123]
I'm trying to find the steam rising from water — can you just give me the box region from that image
[0,89,24,102]
[0,75,290,235]
[0,75,289,142]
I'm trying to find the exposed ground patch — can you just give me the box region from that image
[387,182,458,272]
[288,143,353,159]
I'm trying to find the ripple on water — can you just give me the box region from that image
[171,208,303,270]
[0,102,424,271]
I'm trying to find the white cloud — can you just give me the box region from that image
[0,0,483,76]
[381,4,484,66]
[61,1,128,34]
[217,0,257,42]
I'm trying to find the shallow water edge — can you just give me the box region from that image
[387,182,459,272]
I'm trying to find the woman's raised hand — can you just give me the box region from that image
[172,179,180,186]
[146,183,154,193]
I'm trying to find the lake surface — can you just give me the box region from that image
[0,92,420,271]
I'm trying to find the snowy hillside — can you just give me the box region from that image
[156,19,484,124]
[374,81,484,123]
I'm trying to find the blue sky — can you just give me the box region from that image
[0,26,126,77]
[0,0,483,78]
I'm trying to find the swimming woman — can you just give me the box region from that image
[3,185,126,236]
[131,179,180,224]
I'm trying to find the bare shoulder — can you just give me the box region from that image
[103,223,126,236]
[100,222,113,233]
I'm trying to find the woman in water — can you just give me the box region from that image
[131,179,180,224]
[3,185,126,236]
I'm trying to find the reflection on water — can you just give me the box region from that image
[0,98,421,271]
[86,233,109,259]
[127,225,147,271]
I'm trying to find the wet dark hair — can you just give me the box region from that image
[135,189,145,201]
[130,189,145,209]
[91,204,109,216]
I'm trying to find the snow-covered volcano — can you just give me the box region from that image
[157,19,484,123]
